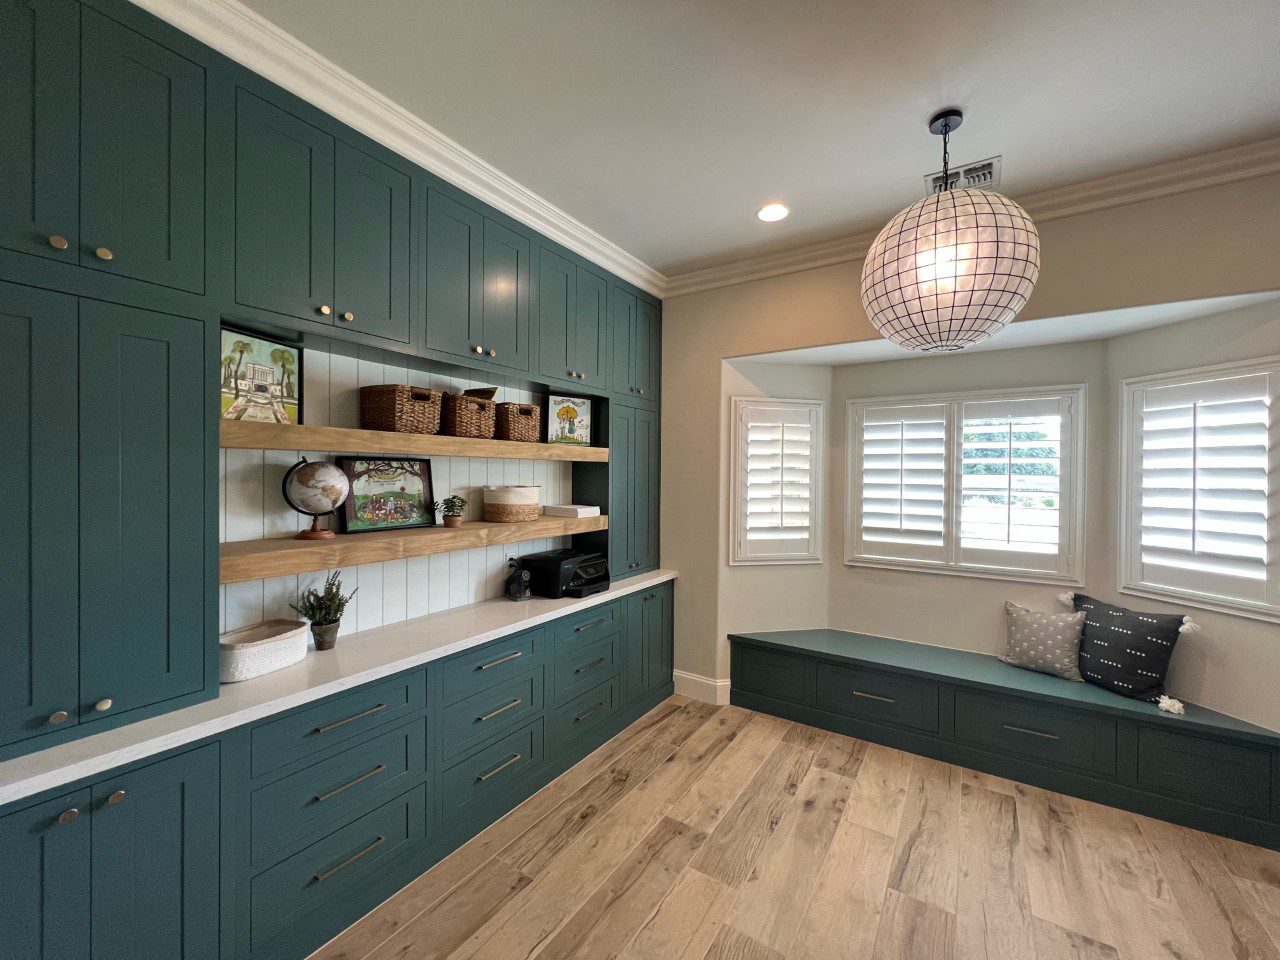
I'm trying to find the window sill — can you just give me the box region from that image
[729,556,824,567]
[844,555,1082,588]
[1119,583,1280,626]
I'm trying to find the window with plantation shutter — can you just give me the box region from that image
[1121,361,1280,621]
[731,398,823,564]
[856,403,948,563]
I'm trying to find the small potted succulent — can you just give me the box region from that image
[292,571,357,651]
[441,494,467,528]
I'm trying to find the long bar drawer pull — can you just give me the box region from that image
[851,690,896,704]
[574,618,607,633]
[478,698,522,723]
[1002,724,1059,741]
[313,703,388,735]
[312,764,386,804]
[574,702,605,723]
[477,651,522,671]
[313,835,385,884]
[477,753,522,782]
[575,656,606,674]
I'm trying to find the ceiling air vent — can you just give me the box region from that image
[924,155,1002,195]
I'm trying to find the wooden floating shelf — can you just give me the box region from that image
[220,420,609,463]
[220,515,609,584]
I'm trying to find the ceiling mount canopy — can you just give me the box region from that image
[860,109,1040,353]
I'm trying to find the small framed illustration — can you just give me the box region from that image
[336,457,436,533]
[220,324,303,425]
[546,394,592,445]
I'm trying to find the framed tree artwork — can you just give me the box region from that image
[546,394,592,445]
[335,457,436,533]
[220,325,303,425]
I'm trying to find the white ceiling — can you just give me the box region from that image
[238,0,1280,278]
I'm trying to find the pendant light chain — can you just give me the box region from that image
[940,119,951,190]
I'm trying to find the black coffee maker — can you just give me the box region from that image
[504,558,532,601]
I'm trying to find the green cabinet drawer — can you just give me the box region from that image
[440,668,544,761]
[554,633,619,705]
[954,690,1115,775]
[250,783,427,951]
[442,720,543,824]
[553,602,621,647]
[736,645,807,704]
[437,628,545,706]
[551,676,619,749]
[1137,727,1271,818]
[250,718,427,865]
[251,671,426,778]
[814,662,939,733]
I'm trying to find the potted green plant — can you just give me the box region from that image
[291,572,357,651]
[441,494,467,528]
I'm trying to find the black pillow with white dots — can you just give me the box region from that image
[1072,594,1183,702]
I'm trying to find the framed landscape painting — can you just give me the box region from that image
[220,325,302,425]
[336,458,435,533]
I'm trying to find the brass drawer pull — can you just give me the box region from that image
[575,656,606,675]
[574,618,607,634]
[48,235,69,251]
[312,703,388,735]
[477,651,522,671]
[94,246,114,261]
[574,702,605,724]
[48,710,70,725]
[1002,723,1059,741]
[58,808,80,825]
[477,698,522,723]
[851,690,896,704]
[477,753,522,782]
[313,835,385,884]
[312,764,386,804]
[106,790,127,806]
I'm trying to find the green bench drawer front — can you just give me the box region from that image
[250,719,427,864]
[251,671,427,777]
[443,720,544,822]
[814,663,939,733]
[737,646,807,703]
[553,602,621,647]
[441,668,544,761]
[551,676,619,748]
[954,690,1116,775]
[250,783,427,950]
[1138,727,1271,818]
[438,629,544,706]
[554,634,619,704]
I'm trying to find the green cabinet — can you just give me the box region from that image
[610,402,661,577]
[624,584,673,705]
[610,285,661,403]
[537,245,609,388]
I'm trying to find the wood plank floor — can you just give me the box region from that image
[310,696,1280,960]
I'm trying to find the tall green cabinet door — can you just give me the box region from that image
[610,286,638,395]
[0,790,92,959]
[425,189,484,358]
[334,141,412,343]
[235,89,335,322]
[644,584,673,692]
[91,746,220,960]
[634,298,661,401]
[574,268,609,386]
[0,283,79,749]
[79,9,205,293]
[481,218,531,370]
[0,0,79,263]
[78,301,206,723]
[622,592,647,703]
[536,246,576,381]
[632,406,661,571]
[609,404,635,575]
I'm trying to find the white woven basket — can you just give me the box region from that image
[482,485,541,523]
[219,619,309,683]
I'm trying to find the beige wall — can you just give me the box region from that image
[662,171,1280,719]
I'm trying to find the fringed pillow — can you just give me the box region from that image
[1001,601,1085,681]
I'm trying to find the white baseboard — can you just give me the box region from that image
[673,669,731,705]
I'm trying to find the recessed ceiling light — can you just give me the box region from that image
[756,202,789,222]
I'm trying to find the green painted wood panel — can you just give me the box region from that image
[632,406,660,571]
[609,403,635,575]
[437,628,545,706]
[0,283,79,749]
[0,0,79,264]
[551,601,620,646]
[425,188,484,358]
[954,688,1116,775]
[0,789,91,960]
[622,593,646,703]
[552,633,619,705]
[634,297,661,401]
[1137,726,1271,817]
[79,8,205,293]
[610,285,638,396]
[536,245,576,381]
[481,218,531,371]
[814,661,940,733]
[574,268,609,386]
[644,583,672,694]
[442,720,543,829]
[334,141,411,343]
[78,301,206,723]
[440,668,543,761]
[91,745,219,960]
[235,88,335,321]
[550,675,619,748]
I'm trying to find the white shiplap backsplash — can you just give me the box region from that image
[220,346,572,639]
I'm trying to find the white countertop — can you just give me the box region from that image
[0,569,678,807]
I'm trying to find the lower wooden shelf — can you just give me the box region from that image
[220,515,608,584]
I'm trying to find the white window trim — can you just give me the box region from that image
[1118,355,1280,624]
[845,383,1087,586]
[730,396,824,566]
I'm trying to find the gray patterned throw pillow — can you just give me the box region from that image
[1001,601,1085,682]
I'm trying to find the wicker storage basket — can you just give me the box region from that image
[483,485,541,523]
[442,393,496,439]
[495,402,541,443]
[219,619,309,683]
[358,385,442,435]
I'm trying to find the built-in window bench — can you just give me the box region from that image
[730,629,1280,850]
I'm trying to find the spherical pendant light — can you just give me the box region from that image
[860,110,1039,353]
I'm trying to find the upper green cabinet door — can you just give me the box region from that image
[537,246,576,380]
[481,219,531,370]
[91,746,219,960]
[78,301,206,724]
[634,297,661,400]
[0,789,91,960]
[574,268,609,385]
[0,0,79,264]
[235,89,335,322]
[610,286,638,396]
[425,188,484,358]
[79,8,205,293]
[334,141,411,343]
[610,285,661,403]
[0,284,79,749]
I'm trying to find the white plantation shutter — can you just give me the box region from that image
[856,403,948,562]
[732,398,823,564]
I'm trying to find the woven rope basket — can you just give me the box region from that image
[219,619,309,683]
[495,402,541,442]
[483,485,541,523]
[359,385,442,434]
[442,393,496,439]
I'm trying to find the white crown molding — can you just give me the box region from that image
[665,135,1280,299]
[131,0,667,297]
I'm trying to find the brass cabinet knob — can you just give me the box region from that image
[638,388,645,395]
[106,790,126,806]
[58,808,80,825]
[474,346,484,354]
[48,710,69,725]
[318,305,332,316]
[340,311,354,322]
[578,372,586,380]
[94,698,113,712]
[568,370,577,378]
[48,235,69,251]
[94,246,113,261]
[487,348,496,357]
